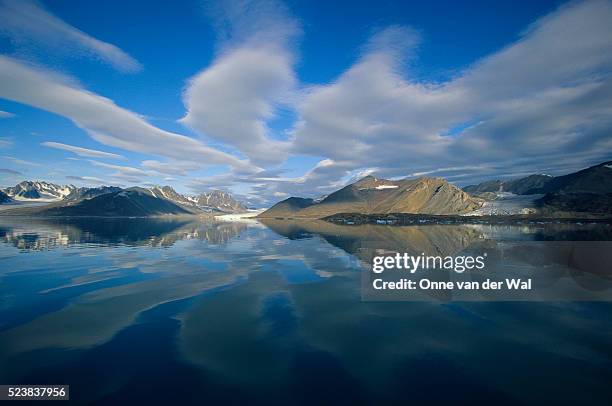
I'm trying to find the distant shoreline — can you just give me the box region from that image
[256,212,612,225]
[0,213,206,219]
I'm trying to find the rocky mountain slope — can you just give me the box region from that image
[195,190,248,213]
[538,192,612,216]
[0,190,11,204]
[540,161,612,194]
[64,186,123,201]
[260,176,482,218]
[149,186,247,213]
[149,186,196,206]
[464,161,612,216]
[464,162,612,196]
[535,162,612,215]
[464,174,553,195]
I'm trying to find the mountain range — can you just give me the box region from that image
[464,162,612,195]
[2,161,610,218]
[149,186,246,213]
[260,161,612,219]
[1,181,247,217]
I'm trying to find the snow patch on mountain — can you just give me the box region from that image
[4,181,76,201]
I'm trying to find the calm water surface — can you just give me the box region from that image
[0,217,611,404]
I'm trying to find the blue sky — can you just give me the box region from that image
[0,0,611,206]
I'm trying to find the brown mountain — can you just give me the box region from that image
[257,197,315,218]
[259,176,482,218]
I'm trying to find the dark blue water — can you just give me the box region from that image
[0,217,611,404]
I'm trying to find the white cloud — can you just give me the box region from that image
[42,141,125,159]
[0,110,15,118]
[291,27,454,164]
[0,138,13,149]
[181,47,294,165]
[0,56,255,172]
[181,0,298,166]
[0,0,142,73]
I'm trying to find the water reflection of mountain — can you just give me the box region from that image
[260,219,483,262]
[0,218,247,250]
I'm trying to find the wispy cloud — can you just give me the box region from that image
[66,175,116,186]
[0,168,22,175]
[0,0,142,73]
[1,155,40,166]
[141,160,202,176]
[89,160,150,177]
[85,160,157,185]
[42,141,125,159]
[0,138,13,149]
[0,56,255,173]
[253,158,335,183]
[0,110,15,118]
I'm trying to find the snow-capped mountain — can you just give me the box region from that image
[149,186,247,213]
[149,186,196,207]
[64,186,123,201]
[195,190,248,213]
[4,181,76,201]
